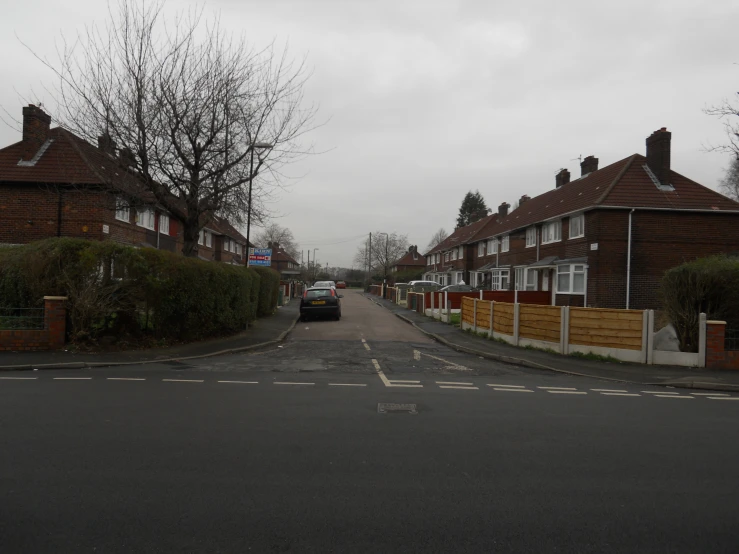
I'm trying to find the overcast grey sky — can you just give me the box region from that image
[2,0,737,267]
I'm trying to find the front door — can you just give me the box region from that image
[542,271,549,291]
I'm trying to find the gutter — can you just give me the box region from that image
[626,208,635,309]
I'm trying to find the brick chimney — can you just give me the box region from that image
[98,133,116,155]
[119,147,136,169]
[555,168,570,188]
[498,202,510,217]
[580,155,598,176]
[646,127,671,186]
[519,194,530,206]
[21,104,51,160]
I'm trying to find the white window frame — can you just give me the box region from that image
[205,231,212,248]
[501,235,510,252]
[556,264,587,294]
[198,229,204,246]
[115,197,130,223]
[458,246,464,260]
[159,214,170,235]
[541,220,562,244]
[525,227,537,248]
[136,207,155,231]
[514,267,525,291]
[478,242,485,257]
[525,269,538,291]
[569,214,585,239]
[487,239,497,254]
[235,243,241,255]
[452,249,457,261]
[491,269,510,291]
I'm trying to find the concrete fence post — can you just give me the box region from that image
[641,310,651,364]
[446,296,451,323]
[488,300,494,339]
[479,290,483,300]
[646,310,655,365]
[473,299,478,334]
[562,306,570,355]
[513,302,520,346]
[559,306,566,354]
[430,291,435,317]
[442,291,448,321]
[698,312,707,368]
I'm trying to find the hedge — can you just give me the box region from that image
[252,266,281,317]
[661,254,739,352]
[0,238,278,342]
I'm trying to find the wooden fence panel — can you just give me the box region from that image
[493,302,514,335]
[519,304,561,342]
[569,307,644,350]
[461,297,475,325]
[475,300,492,329]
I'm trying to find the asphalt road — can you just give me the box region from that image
[1,290,738,553]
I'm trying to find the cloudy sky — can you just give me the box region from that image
[1,0,737,267]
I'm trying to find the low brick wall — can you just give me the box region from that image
[0,296,67,352]
[706,321,739,370]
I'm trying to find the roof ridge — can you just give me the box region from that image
[595,154,637,205]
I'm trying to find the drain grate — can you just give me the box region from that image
[377,402,418,414]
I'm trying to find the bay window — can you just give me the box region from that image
[556,264,586,294]
[490,270,509,290]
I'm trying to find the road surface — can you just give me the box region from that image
[1,290,738,553]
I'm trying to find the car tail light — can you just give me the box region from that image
[330,289,336,297]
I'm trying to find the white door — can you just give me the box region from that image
[542,271,549,291]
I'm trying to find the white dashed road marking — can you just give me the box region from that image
[0,376,37,380]
[372,359,423,388]
[602,393,641,397]
[546,390,588,395]
[642,391,679,395]
[691,392,729,396]
[707,397,739,401]
[591,389,628,393]
[54,377,92,380]
[439,385,479,390]
[218,380,258,384]
[487,384,525,388]
[162,379,204,383]
[329,383,367,387]
[436,381,474,386]
[654,395,694,399]
[492,387,535,393]
[274,382,315,386]
[107,377,146,381]
[538,387,577,391]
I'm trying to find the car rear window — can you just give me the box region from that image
[306,289,332,298]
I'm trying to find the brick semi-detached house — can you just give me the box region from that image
[390,245,426,276]
[0,105,249,262]
[424,128,739,309]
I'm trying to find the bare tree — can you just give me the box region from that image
[719,157,739,201]
[705,89,739,158]
[255,222,300,260]
[33,0,317,257]
[426,227,448,251]
[353,232,409,279]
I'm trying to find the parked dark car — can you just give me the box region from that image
[300,287,343,321]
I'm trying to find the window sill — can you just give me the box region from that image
[555,291,585,295]
[541,240,562,245]
[568,234,585,240]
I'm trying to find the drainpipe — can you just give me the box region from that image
[626,209,635,309]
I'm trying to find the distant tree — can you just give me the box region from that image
[255,223,300,260]
[456,190,490,229]
[426,227,449,251]
[705,88,739,158]
[719,157,739,201]
[353,232,410,279]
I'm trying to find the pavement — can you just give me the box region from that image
[0,300,300,370]
[365,293,739,392]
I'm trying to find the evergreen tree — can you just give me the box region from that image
[456,190,490,228]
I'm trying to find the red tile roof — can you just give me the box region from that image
[392,249,426,267]
[425,214,494,256]
[467,154,739,243]
[270,247,299,264]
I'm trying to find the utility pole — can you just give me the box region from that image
[307,250,310,283]
[367,232,372,285]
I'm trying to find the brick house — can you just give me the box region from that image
[390,245,426,276]
[422,217,492,286]
[0,104,248,263]
[268,242,301,280]
[424,128,739,309]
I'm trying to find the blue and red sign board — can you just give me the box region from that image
[248,248,272,267]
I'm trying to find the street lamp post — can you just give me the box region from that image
[245,142,274,267]
[313,248,319,282]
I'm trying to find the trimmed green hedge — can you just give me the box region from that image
[661,254,739,352]
[252,266,281,317]
[0,238,278,342]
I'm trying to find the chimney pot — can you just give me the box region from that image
[21,104,52,160]
[519,194,530,206]
[646,127,671,186]
[98,133,116,155]
[580,155,598,176]
[555,168,571,188]
[498,202,510,217]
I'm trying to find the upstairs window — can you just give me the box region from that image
[487,239,497,254]
[478,242,485,257]
[115,198,130,223]
[526,227,537,248]
[569,214,585,239]
[452,249,457,261]
[541,220,562,244]
[458,246,464,259]
[198,230,204,246]
[136,208,155,230]
[159,214,170,235]
[205,231,212,248]
[501,235,510,252]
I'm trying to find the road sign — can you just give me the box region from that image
[248,248,272,267]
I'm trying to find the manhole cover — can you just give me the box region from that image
[377,403,418,414]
